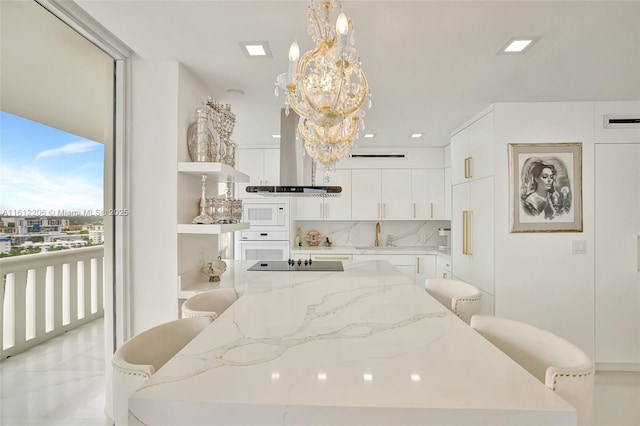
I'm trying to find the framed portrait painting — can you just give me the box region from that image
[509,142,583,233]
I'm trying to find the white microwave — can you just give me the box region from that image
[242,202,287,227]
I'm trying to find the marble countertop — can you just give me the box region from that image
[131,260,574,425]
[291,245,450,256]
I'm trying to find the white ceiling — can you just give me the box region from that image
[74,0,640,148]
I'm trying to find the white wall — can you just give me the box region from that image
[129,56,179,334]
[492,100,639,359]
[128,58,210,335]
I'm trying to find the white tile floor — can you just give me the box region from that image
[0,319,112,426]
[0,318,638,426]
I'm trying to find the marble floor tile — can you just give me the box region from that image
[0,318,112,426]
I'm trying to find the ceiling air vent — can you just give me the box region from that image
[603,114,640,129]
[349,153,406,159]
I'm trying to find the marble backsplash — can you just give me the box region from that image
[293,220,451,248]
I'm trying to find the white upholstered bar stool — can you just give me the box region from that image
[181,287,238,320]
[424,278,482,323]
[470,315,594,425]
[111,316,212,426]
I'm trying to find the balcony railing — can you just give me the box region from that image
[1,246,104,359]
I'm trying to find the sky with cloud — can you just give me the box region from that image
[0,111,103,213]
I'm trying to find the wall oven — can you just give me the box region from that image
[236,230,290,261]
[235,200,291,261]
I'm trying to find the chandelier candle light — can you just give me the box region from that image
[276,0,371,173]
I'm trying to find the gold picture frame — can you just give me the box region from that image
[509,142,583,233]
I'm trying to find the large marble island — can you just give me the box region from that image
[130,260,575,425]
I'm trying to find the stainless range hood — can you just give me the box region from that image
[245,109,342,197]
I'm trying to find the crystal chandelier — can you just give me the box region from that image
[275,0,371,171]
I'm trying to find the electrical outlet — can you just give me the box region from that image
[571,240,587,254]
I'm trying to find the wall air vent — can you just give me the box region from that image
[349,153,406,159]
[603,114,640,129]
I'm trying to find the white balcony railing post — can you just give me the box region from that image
[1,246,104,359]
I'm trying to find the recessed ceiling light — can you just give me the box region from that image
[498,37,540,54]
[246,45,265,56]
[239,41,273,58]
[271,134,281,139]
[410,133,423,138]
[364,133,375,138]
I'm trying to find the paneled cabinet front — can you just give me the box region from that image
[237,148,279,197]
[352,169,412,220]
[411,169,445,220]
[452,176,494,301]
[294,169,351,220]
[451,111,494,186]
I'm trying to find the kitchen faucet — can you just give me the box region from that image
[375,222,381,247]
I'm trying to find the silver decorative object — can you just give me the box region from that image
[206,98,236,166]
[204,198,242,223]
[192,174,214,224]
[187,107,219,162]
[201,256,227,282]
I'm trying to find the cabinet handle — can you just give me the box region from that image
[430,203,434,219]
[383,203,386,219]
[320,204,323,219]
[462,210,473,255]
[325,204,329,219]
[416,257,420,273]
[443,272,448,279]
[314,255,351,260]
[413,203,416,219]
[462,211,466,255]
[464,157,473,179]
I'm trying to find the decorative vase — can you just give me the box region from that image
[187,107,214,162]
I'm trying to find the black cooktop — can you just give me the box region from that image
[248,259,344,272]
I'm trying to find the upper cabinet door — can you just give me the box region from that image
[382,169,412,220]
[450,111,494,185]
[411,169,445,220]
[451,127,470,185]
[263,149,280,186]
[444,167,452,220]
[325,169,352,220]
[352,169,382,220]
[411,169,430,219]
[468,112,494,181]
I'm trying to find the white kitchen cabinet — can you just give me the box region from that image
[352,169,412,220]
[415,255,437,287]
[411,169,445,220]
[291,252,353,261]
[444,167,452,220]
[236,148,279,197]
[436,255,452,280]
[451,111,494,186]
[351,169,382,220]
[595,143,640,368]
[352,254,436,284]
[452,176,494,311]
[381,169,412,219]
[294,169,351,220]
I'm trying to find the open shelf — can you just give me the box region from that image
[177,223,250,234]
[177,162,249,183]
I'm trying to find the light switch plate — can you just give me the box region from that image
[571,240,587,254]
